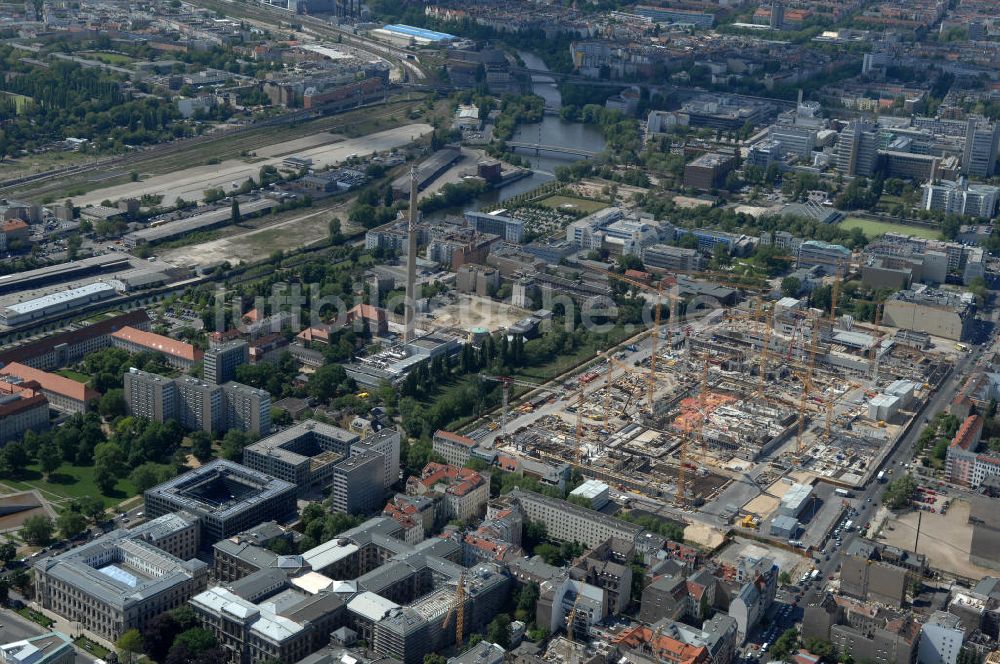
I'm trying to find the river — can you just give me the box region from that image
[444,51,606,212]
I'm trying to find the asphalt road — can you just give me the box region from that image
[797,326,989,607]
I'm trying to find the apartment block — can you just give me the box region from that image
[204,340,249,385]
[123,368,270,437]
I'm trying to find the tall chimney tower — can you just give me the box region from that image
[404,166,418,343]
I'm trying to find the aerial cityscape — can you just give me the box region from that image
[1,1,1000,664]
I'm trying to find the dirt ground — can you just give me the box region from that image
[742,479,794,517]
[685,522,726,549]
[429,294,531,330]
[879,499,996,579]
[158,203,343,268]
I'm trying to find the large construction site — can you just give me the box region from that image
[486,278,954,531]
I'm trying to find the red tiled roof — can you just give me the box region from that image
[0,362,98,403]
[434,430,477,447]
[611,625,708,664]
[296,326,331,343]
[2,220,28,233]
[111,326,202,362]
[951,414,983,451]
[347,303,387,323]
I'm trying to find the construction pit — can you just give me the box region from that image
[492,294,952,519]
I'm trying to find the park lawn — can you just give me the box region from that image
[0,462,137,505]
[538,195,609,214]
[54,369,91,383]
[839,217,941,241]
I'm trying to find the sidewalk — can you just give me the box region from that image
[27,600,116,652]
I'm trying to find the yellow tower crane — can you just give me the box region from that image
[566,590,583,641]
[796,318,821,455]
[756,297,773,398]
[441,573,466,647]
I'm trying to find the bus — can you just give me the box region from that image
[834,488,851,498]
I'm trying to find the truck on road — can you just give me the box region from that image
[877,470,886,482]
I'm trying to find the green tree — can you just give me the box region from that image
[174,628,216,653]
[779,570,792,585]
[780,276,801,298]
[190,430,214,462]
[56,509,87,539]
[37,441,62,479]
[93,441,125,494]
[0,542,17,565]
[21,515,53,546]
[487,614,512,649]
[231,198,241,224]
[98,389,127,419]
[129,463,172,493]
[66,234,82,260]
[221,430,251,462]
[0,442,28,477]
[116,628,144,664]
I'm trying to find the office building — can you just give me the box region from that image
[0,380,49,444]
[331,451,386,515]
[0,309,150,372]
[796,240,851,277]
[463,211,523,243]
[33,514,209,642]
[506,489,642,549]
[191,572,345,664]
[963,118,1000,177]
[770,124,816,160]
[568,480,610,510]
[835,121,880,177]
[683,153,738,190]
[883,287,974,341]
[244,420,358,495]
[641,244,703,272]
[354,428,401,490]
[204,340,249,385]
[923,179,1000,219]
[144,460,297,543]
[124,369,270,437]
[111,326,203,370]
[432,430,478,467]
[0,362,97,414]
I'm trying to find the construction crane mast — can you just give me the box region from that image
[795,318,821,455]
[869,301,884,383]
[441,573,466,647]
[566,590,583,641]
[483,375,563,438]
[756,298,773,398]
